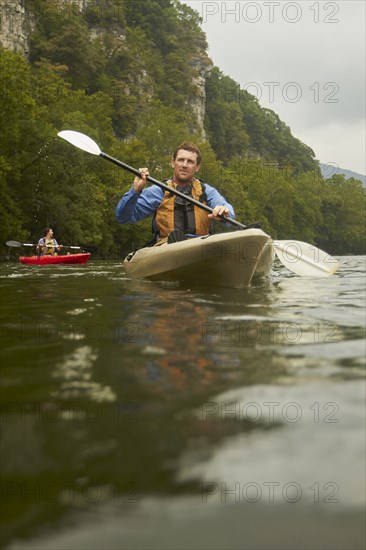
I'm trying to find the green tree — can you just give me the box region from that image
[0,49,45,245]
[318,176,366,254]
[29,4,106,92]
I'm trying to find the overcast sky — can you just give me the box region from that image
[181,0,365,174]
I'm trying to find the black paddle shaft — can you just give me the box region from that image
[5,241,89,250]
[101,152,259,230]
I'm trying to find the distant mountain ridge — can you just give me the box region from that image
[320,163,365,187]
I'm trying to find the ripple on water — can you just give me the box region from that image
[51,346,116,403]
[178,380,365,507]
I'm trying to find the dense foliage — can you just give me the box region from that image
[1,0,365,257]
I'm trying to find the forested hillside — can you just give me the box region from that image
[1,0,365,256]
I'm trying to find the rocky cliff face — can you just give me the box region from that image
[0,0,29,56]
[0,0,208,135]
[190,55,212,137]
[0,0,89,56]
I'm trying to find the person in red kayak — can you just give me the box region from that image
[115,142,234,244]
[36,228,63,256]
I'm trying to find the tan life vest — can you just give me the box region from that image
[42,238,56,255]
[155,178,211,239]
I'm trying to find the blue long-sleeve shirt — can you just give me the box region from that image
[115,183,235,225]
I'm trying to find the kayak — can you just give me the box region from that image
[19,253,91,265]
[124,229,274,288]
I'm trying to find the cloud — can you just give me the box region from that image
[300,119,366,171]
[181,0,366,173]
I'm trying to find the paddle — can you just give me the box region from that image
[6,240,90,251]
[57,130,339,277]
[57,131,259,230]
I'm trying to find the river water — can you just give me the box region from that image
[1,256,365,550]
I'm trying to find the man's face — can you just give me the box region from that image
[170,149,200,185]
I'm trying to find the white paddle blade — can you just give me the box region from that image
[6,241,34,247]
[274,240,339,277]
[57,131,101,156]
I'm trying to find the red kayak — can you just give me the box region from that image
[19,253,91,265]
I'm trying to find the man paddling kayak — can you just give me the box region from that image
[115,142,235,244]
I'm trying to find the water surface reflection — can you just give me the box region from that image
[1,257,365,549]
